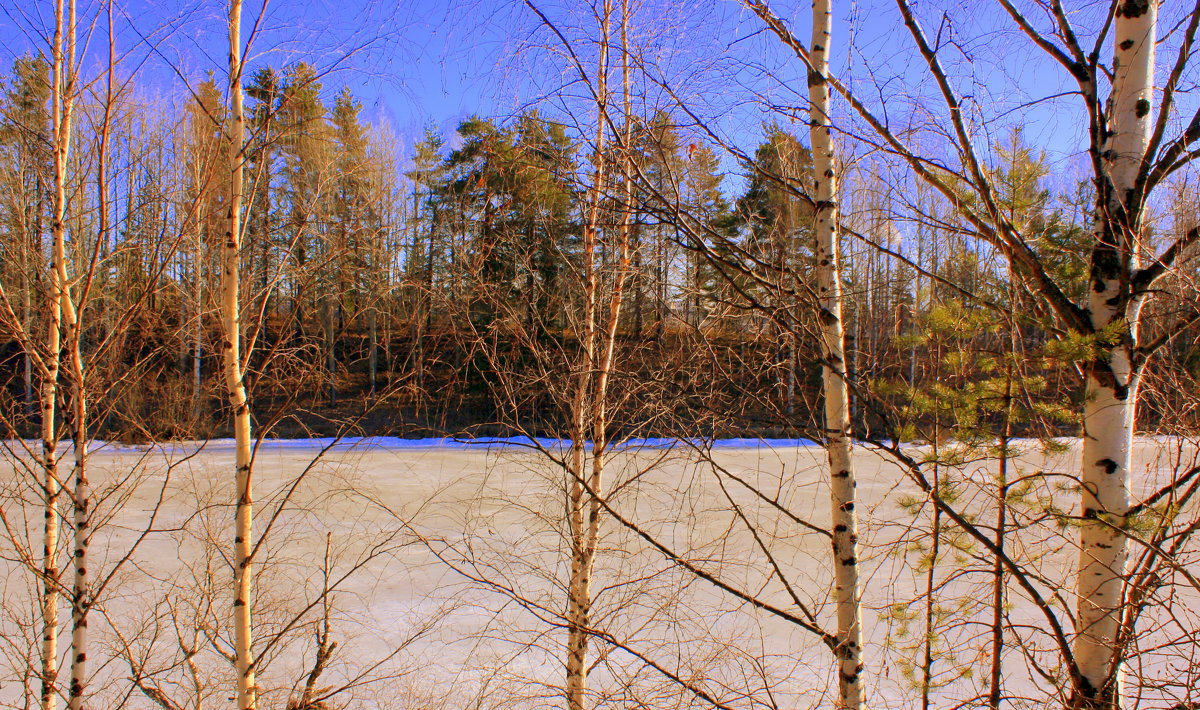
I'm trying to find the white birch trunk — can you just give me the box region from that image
[67,18,113,702]
[66,322,86,710]
[40,128,63,710]
[809,0,864,706]
[224,3,256,707]
[41,2,77,705]
[565,56,605,710]
[564,6,621,708]
[1071,3,1155,708]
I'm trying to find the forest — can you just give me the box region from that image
[0,0,1198,709]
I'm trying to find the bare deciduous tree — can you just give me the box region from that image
[223,1,257,706]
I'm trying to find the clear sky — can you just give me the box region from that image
[2,0,1196,201]
[0,0,864,137]
[2,0,518,143]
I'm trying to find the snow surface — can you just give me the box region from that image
[1,437,1197,709]
[3,435,822,452]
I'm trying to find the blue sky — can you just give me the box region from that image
[2,0,511,141]
[0,0,850,144]
[2,0,1195,203]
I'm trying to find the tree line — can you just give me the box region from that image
[0,0,1199,709]
[4,59,1189,444]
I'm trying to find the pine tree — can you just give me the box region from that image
[404,127,445,398]
[733,126,816,414]
[629,110,685,336]
[326,86,370,403]
[245,67,282,315]
[278,62,330,343]
[680,141,730,327]
[509,110,576,336]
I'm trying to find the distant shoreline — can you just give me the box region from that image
[7,434,1156,455]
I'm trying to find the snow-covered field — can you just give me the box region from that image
[2,437,1198,709]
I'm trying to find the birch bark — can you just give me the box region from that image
[808,0,864,706]
[563,4,639,707]
[65,294,86,710]
[224,2,256,707]
[65,8,115,703]
[41,1,77,706]
[1070,2,1155,708]
[564,6,608,707]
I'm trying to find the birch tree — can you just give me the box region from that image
[223,1,257,707]
[41,1,77,706]
[1070,4,1156,706]
[806,0,863,705]
[561,3,624,705]
[64,2,114,705]
[747,0,1200,706]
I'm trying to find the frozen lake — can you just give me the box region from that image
[2,437,1198,709]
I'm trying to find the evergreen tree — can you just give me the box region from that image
[438,115,511,328]
[629,110,686,335]
[405,126,445,322]
[245,66,282,307]
[278,62,330,337]
[434,114,576,332]
[329,86,372,397]
[680,141,731,326]
[732,125,816,413]
[508,110,576,335]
